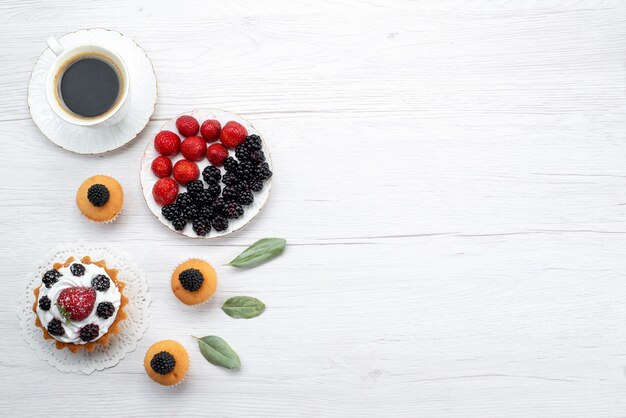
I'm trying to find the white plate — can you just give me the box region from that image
[140,109,273,238]
[28,28,157,154]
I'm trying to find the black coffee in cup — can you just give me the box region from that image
[57,54,121,118]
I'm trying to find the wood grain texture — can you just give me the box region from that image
[1,0,626,416]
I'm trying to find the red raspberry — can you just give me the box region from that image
[181,136,207,162]
[154,131,181,156]
[152,177,178,206]
[176,115,199,137]
[200,119,221,142]
[173,160,200,185]
[206,143,229,166]
[57,287,96,322]
[220,121,248,148]
[151,156,172,178]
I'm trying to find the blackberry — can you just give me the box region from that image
[47,318,65,336]
[91,274,111,291]
[245,134,262,150]
[212,216,229,232]
[206,183,221,198]
[198,205,214,220]
[249,150,266,163]
[237,190,254,206]
[222,171,239,186]
[212,197,226,216]
[224,157,239,172]
[70,263,85,276]
[235,161,256,183]
[192,217,211,236]
[162,204,182,221]
[87,184,110,207]
[79,324,99,342]
[256,166,273,181]
[202,165,222,183]
[42,269,61,288]
[178,268,204,291]
[194,189,213,207]
[222,186,238,202]
[186,180,204,196]
[249,180,264,192]
[96,301,115,319]
[223,202,244,219]
[176,192,194,209]
[150,351,176,375]
[235,143,252,161]
[182,204,199,221]
[38,296,51,311]
[172,217,187,231]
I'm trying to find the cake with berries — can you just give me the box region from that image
[76,175,124,223]
[32,256,128,352]
[171,259,217,305]
[141,110,273,237]
[144,340,189,386]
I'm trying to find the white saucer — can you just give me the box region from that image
[140,109,273,239]
[28,28,157,154]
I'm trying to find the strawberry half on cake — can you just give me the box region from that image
[33,256,128,353]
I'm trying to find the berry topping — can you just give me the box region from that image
[152,177,179,206]
[175,192,194,208]
[237,189,254,206]
[151,156,173,178]
[206,143,229,166]
[87,184,110,207]
[220,121,248,148]
[38,295,51,311]
[224,156,239,172]
[202,165,222,184]
[173,160,200,186]
[70,263,85,276]
[57,287,96,322]
[200,119,221,142]
[154,131,181,156]
[178,268,204,291]
[176,115,199,137]
[223,201,244,219]
[91,274,111,291]
[79,324,100,342]
[172,217,187,231]
[150,351,176,375]
[186,180,204,197]
[96,301,116,319]
[47,318,65,336]
[42,269,61,288]
[192,217,211,236]
[162,204,182,221]
[212,215,229,232]
[181,136,207,162]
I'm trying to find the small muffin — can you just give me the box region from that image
[76,175,123,223]
[144,340,189,386]
[171,259,217,305]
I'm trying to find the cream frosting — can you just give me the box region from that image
[36,262,121,344]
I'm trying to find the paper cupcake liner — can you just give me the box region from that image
[18,242,151,374]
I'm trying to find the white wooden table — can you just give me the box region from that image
[2,1,626,416]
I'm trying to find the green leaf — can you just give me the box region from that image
[226,238,286,268]
[56,303,71,324]
[222,296,266,319]
[193,335,241,369]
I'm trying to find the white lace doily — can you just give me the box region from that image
[18,242,151,374]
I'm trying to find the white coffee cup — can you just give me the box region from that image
[45,36,131,127]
